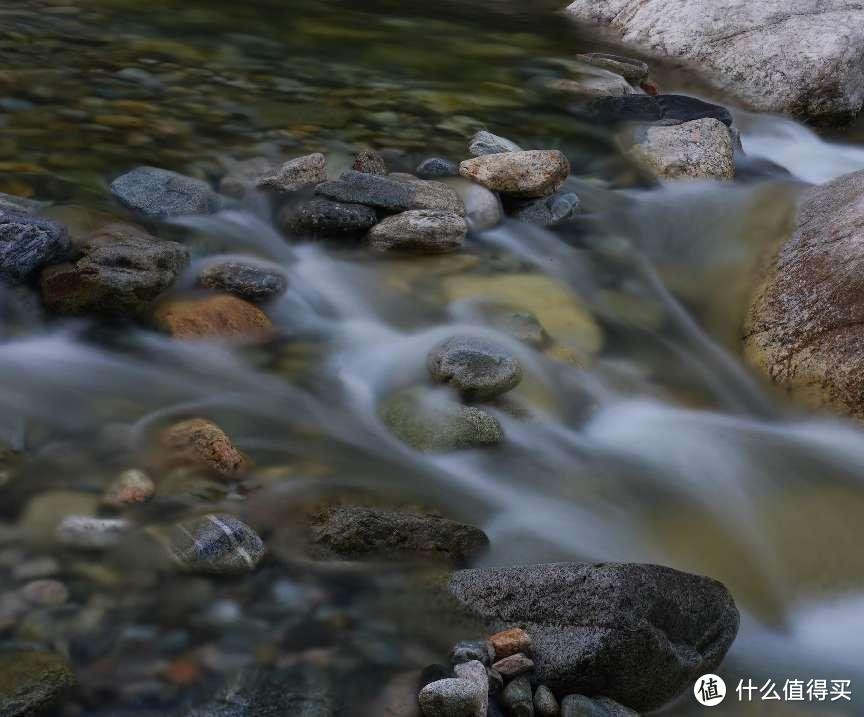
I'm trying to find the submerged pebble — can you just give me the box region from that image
[417,157,458,179]
[255,152,327,193]
[510,192,582,227]
[197,260,288,303]
[0,209,70,285]
[110,166,218,217]
[101,468,155,507]
[166,513,264,574]
[156,418,246,479]
[19,578,68,606]
[281,198,378,238]
[468,130,522,156]
[0,651,74,716]
[368,209,467,253]
[428,335,523,400]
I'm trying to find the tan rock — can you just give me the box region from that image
[488,627,532,660]
[102,469,155,507]
[255,152,327,192]
[625,119,734,181]
[459,150,570,198]
[368,210,467,254]
[744,169,864,418]
[156,418,247,479]
[153,294,272,341]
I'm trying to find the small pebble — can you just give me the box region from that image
[488,627,532,660]
[492,652,534,679]
[102,468,155,507]
[12,557,60,580]
[255,152,327,193]
[417,157,458,179]
[501,675,534,717]
[428,335,523,401]
[55,516,129,549]
[165,513,265,575]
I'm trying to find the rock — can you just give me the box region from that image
[309,505,489,564]
[451,180,502,231]
[390,173,466,215]
[560,695,637,717]
[583,94,733,127]
[166,513,265,575]
[380,387,504,451]
[184,664,334,716]
[368,210,467,254]
[281,198,378,238]
[219,157,273,198]
[419,660,487,717]
[102,468,155,507]
[0,192,44,215]
[156,418,246,479]
[55,516,130,549]
[575,53,649,83]
[417,158,458,179]
[488,628,531,661]
[255,152,328,193]
[744,169,864,418]
[0,651,73,717]
[428,335,522,400]
[39,223,189,316]
[352,150,388,175]
[486,669,504,697]
[19,579,68,606]
[565,0,864,126]
[625,119,735,181]
[153,294,273,341]
[448,562,739,712]
[420,665,453,690]
[21,491,99,545]
[501,676,534,717]
[491,653,534,679]
[509,193,581,227]
[481,306,549,348]
[460,151,569,199]
[468,131,523,157]
[110,166,218,217]
[547,76,634,98]
[316,170,415,211]
[534,686,559,717]
[197,260,287,303]
[451,641,494,667]
[0,209,70,285]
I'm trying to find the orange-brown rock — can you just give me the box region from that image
[153,294,272,341]
[156,418,246,479]
[488,627,531,660]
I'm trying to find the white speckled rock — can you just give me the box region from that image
[565,0,864,126]
[255,152,327,192]
[625,118,735,181]
[460,151,570,199]
[419,660,488,717]
[368,210,467,253]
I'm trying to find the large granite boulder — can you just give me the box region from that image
[744,169,864,418]
[565,1,864,126]
[448,562,739,712]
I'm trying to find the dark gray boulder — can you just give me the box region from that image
[428,335,523,401]
[448,562,739,712]
[110,166,218,217]
[185,664,335,717]
[0,210,70,285]
[198,260,288,303]
[315,170,415,211]
[510,193,582,228]
[309,505,489,564]
[417,158,458,179]
[281,198,378,238]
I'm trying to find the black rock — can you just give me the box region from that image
[417,157,459,179]
[314,170,415,211]
[110,166,218,218]
[281,198,378,238]
[0,210,70,285]
[448,562,739,712]
[198,260,288,303]
[308,505,489,564]
[0,192,44,215]
[185,665,335,717]
[583,94,733,127]
[0,651,73,717]
[451,640,494,667]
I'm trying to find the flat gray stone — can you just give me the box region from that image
[428,335,523,400]
[0,210,70,285]
[198,260,288,303]
[166,513,265,575]
[468,130,522,157]
[110,166,218,217]
[281,198,378,238]
[316,170,415,211]
[256,153,327,193]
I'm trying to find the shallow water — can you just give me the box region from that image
[1,1,863,716]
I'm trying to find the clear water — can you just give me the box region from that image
[0,1,862,715]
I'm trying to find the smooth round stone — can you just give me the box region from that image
[156,418,246,479]
[153,294,273,342]
[352,149,387,175]
[368,210,466,254]
[419,675,486,717]
[460,150,570,199]
[428,335,523,400]
[109,166,218,218]
[0,210,70,285]
[166,513,265,575]
[281,198,378,238]
[501,675,534,717]
[197,260,288,304]
[417,157,458,179]
[451,178,502,231]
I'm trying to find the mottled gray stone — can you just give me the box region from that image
[534,685,560,717]
[0,210,70,285]
[167,513,265,575]
[428,335,523,400]
[0,192,44,215]
[510,193,582,228]
[197,260,288,303]
[315,170,415,211]
[417,158,458,179]
[368,210,466,253]
[281,198,378,238]
[255,153,327,193]
[0,651,74,717]
[419,660,487,717]
[626,119,735,181]
[110,166,218,217]
[448,562,739,712]
[308,505,489,564]
[468,131,522,157]
[451,640,494,667]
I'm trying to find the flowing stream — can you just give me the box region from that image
[0,1,863,715]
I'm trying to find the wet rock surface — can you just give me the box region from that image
[308,505,489,563]
[156,418,247,479]
[0,651,74,717]
[0,210,70,285]
[39,223,189,316]
[576,53,649,83]
[282,198,379,238]
[368,210,467,253]
[417,158,458,179]
[316,170,415,211]
[255,152,328,193]
[460,151,570,199]
[380,387,504,451]
[110,166,218,217]
[448,562,739,711]
[55,515,130,549]
[626,118,735,181]
[509,192,581,227]
[166,513,265,575]
[566,0,864,125]
[468,130,522,157]
[427,335,523,400]
[419,659,487,717]
[197,260,288,303]
[153,294,273,340]
[583,94,733,127]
